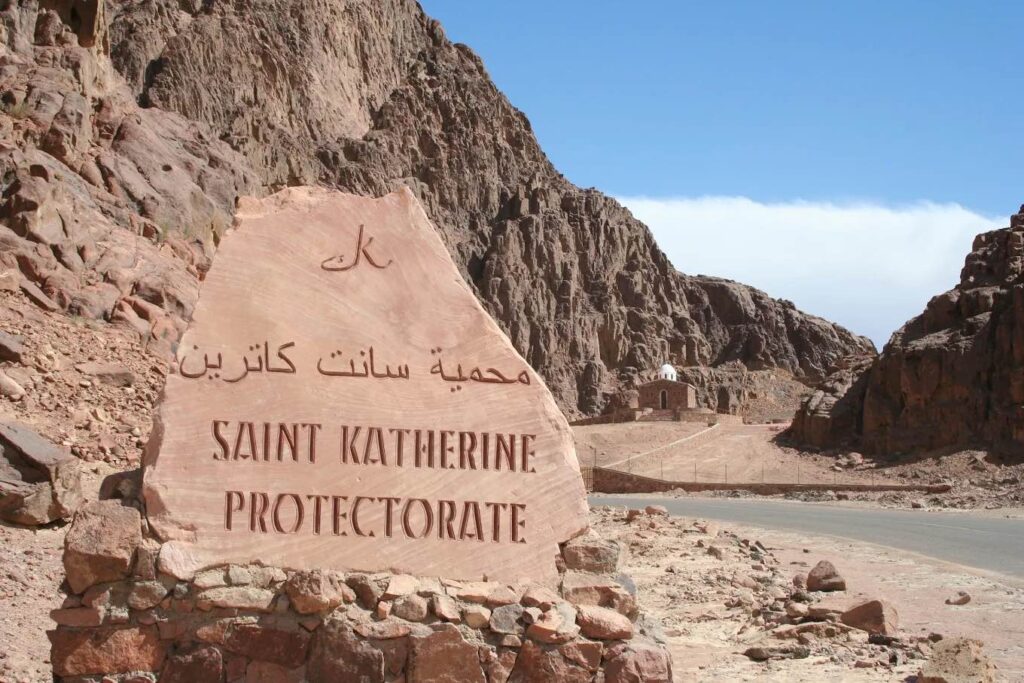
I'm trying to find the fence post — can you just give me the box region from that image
[694,460,697,483]
[725,464,728,485]
[660,456,664,481]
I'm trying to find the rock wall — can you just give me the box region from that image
[790,206,1024,459]
[50,497,672,682]
[2,1,872,419]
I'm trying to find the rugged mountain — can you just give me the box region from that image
[791,206,1024,459]
[1,0,871,418]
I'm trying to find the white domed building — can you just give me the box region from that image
[638,361,697,412]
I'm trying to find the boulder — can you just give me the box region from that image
[806,560,846,592]
[195,586,276,612]
[489,603,525,635]
[431,594,461,622]
[223,622,311,669]
[561,571,637,617]
[945,591,971,606]
[307,621,384,682]
[0,420,82,525]
[562,534,621,573]
[839,599,899,635]
[49,625,166,677]
[576,604,633,640]
[525,602,579,644]
[63,500,142,593]
[0,330,24,362]
[918,637,996,683]
[602,641,673,683]
[284,569,354,614]
[392,593,429,622]
[407,624,486,682]
[508,639,601,682]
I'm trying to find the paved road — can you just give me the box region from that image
[590,495,1024,579]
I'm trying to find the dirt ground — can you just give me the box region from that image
[590,504,1022,682]
[574,421,893,486]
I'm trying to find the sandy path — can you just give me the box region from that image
[575,422,898,485]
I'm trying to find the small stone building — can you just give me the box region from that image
[638,363,698,411]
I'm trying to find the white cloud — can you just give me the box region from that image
[616,196,1003,349]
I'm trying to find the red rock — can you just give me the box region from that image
[576,604,634,640]
[840,599,899,635]
[0,420,83,525]
[223,622,311,668]
[49,625,166,676]
[63,500,142,593]
[50,606,104,627]
[75,362,136,386]
[484,647,518,683]
[806,560,846,592]
[195,586,276,612]
[525,602,579,644]
[520,585,559,610]
[408,624,486,682]
[462,604,492,629]
[431,594,461,623]
[507,639,597,682]
[307,621,384,682]
[382,574,420,599]
[602,642,673,683]
[562,535,620,573]
[354,618,413,640]
[284,569,354,614]
[346,573,384,608]
[560,571,637,617]
[160,646,223,683]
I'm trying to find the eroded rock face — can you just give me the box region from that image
[790,206,1024,459]
[0,2,260,357]
[96,0,869,418]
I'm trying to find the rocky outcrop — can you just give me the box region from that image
[3,0,871,418]
[790,206,1024,459]
[0,419,82,524]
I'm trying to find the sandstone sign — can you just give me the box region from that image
[143,187,589,582]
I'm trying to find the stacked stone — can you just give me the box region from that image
[49,500,672,682]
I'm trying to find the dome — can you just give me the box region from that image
[658,363,677,382]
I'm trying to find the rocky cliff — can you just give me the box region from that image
[1,0,872,417]
[791,206,1024,459]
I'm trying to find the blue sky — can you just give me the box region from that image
[420,1,1022,347]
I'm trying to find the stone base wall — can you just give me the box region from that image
[49,501,672,682]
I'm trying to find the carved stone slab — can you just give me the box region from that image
[143,187,589,582]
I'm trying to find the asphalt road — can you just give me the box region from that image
[590,495,1024,580]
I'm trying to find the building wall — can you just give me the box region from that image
[637,380,697,411]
